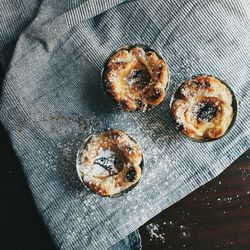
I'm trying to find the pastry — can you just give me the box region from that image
[102,44,169,111]
[76,130,143,196]
[171,75,237,141]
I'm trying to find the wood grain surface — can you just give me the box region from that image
[140,150,250,250]
[1,64,250,250]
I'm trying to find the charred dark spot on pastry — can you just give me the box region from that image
[111,130,121,140]
[131,70,144,79]
[176,122,184,131]
[126,167,136,182]
[147,104,153,109]
[150,88,161,101]
[126,68,151,88]
[192,80,202,88]
[135,99,145,109]
[110,89,117,98]
[192,80,199,85]
[118,100,129,110]
[197,102,218,122]
[135,99,142,107]
[192,79,211,89]
[204,80,211,88]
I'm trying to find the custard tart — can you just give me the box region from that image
[102,44,169,111]
[76,130,143,196]
[171,75,237,141]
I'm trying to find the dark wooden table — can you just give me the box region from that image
[1,64,250,250]
[140,150,250,250]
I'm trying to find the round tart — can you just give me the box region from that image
[76,130,143,197]
[102,44,169,111]
[171,75,237,141]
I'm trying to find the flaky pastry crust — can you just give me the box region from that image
[77,130,143,196]
[171,75,235,141]
[103,46,169,111]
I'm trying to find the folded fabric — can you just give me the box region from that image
[0,0,249,249]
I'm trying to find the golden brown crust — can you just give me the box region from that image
[77,130,143,196]
[171,75,234,141]
[103,46,169,111]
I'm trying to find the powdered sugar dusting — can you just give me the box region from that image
[146,223,166,243]
[145,221,191,245]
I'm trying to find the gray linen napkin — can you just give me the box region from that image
[0,0,249,249]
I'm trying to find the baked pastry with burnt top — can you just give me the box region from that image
[102,44,169,111]
[171,75,237,141]
[76,130,143,197]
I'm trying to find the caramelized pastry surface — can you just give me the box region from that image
[171,75,235,141]
[77,130,143,196]
[103,46,169,111]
